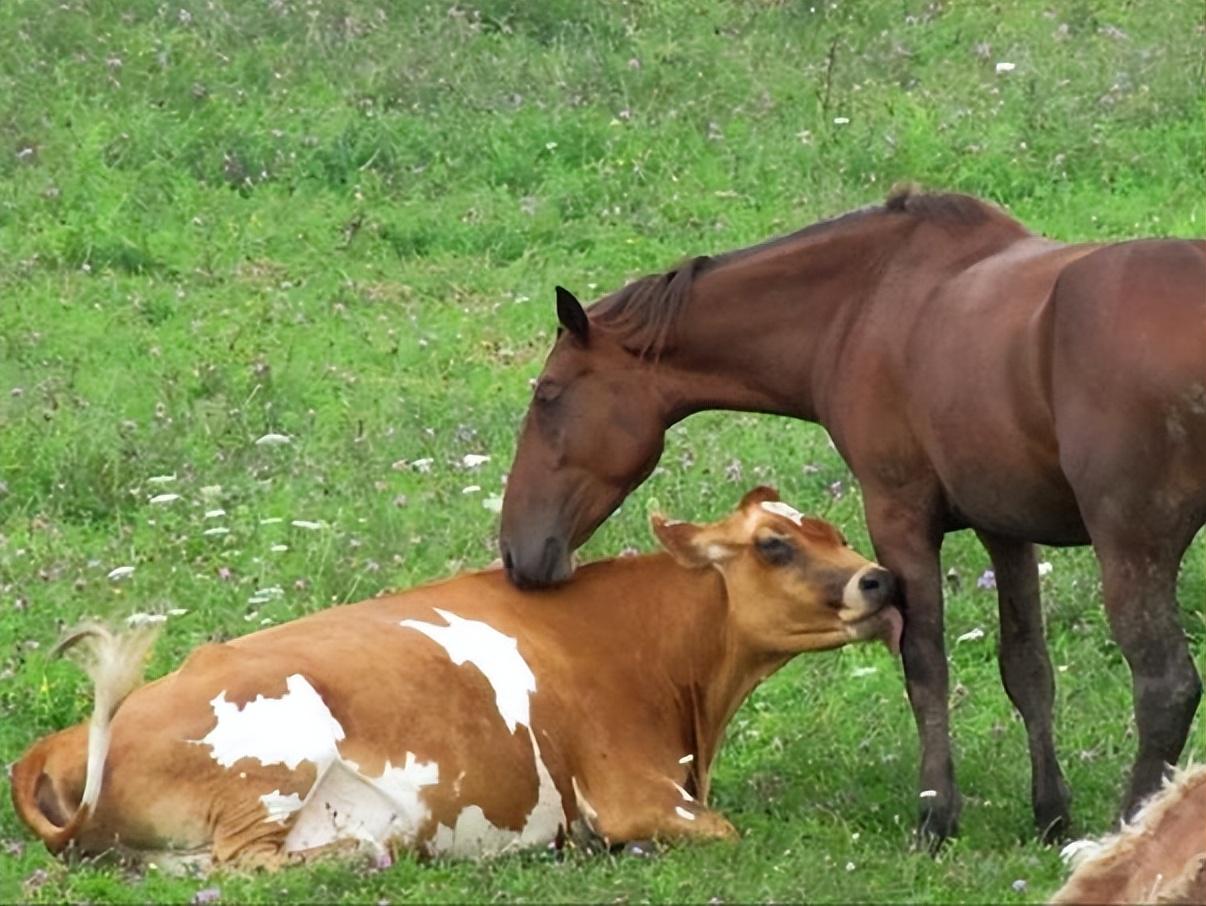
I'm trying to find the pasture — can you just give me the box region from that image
[1,0,1203,901]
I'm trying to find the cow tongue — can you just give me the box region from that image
[879,606,904,656]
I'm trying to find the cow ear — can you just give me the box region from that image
[651,514,736,568]
[739,486,780,508]
[555,286,590,344]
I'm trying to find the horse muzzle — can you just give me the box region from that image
[500,534,574,589]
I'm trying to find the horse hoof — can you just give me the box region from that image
[1036,802,1072,844]
[1036,778,1072,844]
[916,802,960,852]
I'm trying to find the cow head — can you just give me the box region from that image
[651,486,902,655]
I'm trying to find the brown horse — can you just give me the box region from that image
[499,187,1206,845]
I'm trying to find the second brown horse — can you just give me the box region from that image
[499,187,1206,844]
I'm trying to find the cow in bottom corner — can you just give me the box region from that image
[1051,763,1206,904]
[12,486,902,870]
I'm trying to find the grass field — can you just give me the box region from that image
[1,0,1203,901]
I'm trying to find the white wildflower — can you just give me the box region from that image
[410,457,434,473]
[833,116,850,125]
[850,666,879,678]
[107,565,135,581]
[149,493,181,505]
[204,508,226,519]
[461,485,481,495]
[995,62,1016,73]
[1037,561,1053,577]
[255,433,291,446]
[126,612,167,627]
[260,517,283,525]
[482,495,504,513]
[202,527,230,537]
[147,474,177,485]
[270,544,289,553]
[956,627,986,643]
[290,519,322,530]
[461,453,490,469]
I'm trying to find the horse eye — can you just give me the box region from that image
[755,535,795,566]
[534,381,562,403]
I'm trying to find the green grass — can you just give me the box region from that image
[1,0,1203,901]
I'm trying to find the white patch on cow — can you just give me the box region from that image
[760,500,805,525]
[430,729,563,858]
[260,790,304,824]
[675,806,696,821]
[399,608,535,733]
[374,752,441,824]
[196,674,345,771]
[283,753,440,853]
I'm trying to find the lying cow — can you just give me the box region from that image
[12,486,902,869]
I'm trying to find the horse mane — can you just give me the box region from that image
[591,255,713,359]
[883,183,1006,226]
[590,187,1018,358]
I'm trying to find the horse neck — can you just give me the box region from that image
[651,214,910,424]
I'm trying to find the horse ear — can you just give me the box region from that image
[555,286,590,344]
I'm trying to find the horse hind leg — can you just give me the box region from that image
[975,531,1071,841]
[1088,519,1203,820]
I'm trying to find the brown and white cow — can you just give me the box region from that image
[12,487,902,869]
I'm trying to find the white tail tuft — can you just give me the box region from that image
[54,621,163,814]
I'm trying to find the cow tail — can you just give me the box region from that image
[10,622,161,853]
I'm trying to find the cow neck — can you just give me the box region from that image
[682,611,790,802]
[594,553,789,802]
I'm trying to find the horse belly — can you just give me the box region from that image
[940,460,1090,545]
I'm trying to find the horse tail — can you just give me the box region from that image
[10,622,161,853]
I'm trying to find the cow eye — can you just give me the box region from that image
[755,535,795,566]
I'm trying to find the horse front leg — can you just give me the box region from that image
[976,530,1070,841]
[865,493,959,847]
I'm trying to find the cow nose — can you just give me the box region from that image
[858,568,897,605]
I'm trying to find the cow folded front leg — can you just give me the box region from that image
[571,775,737,848]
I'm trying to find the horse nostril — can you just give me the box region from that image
[859,574,881,593]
